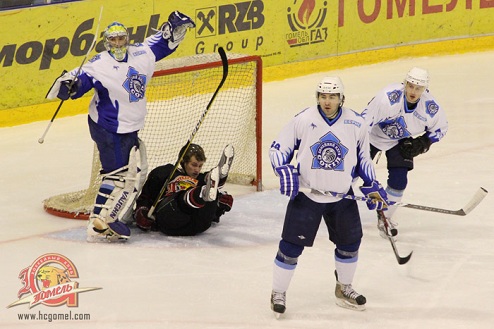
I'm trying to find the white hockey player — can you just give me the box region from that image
[46,11,195,242]
[361,67,448,238]
[269,77,389,316]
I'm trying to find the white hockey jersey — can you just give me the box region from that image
[78,46,156,133]
[69,32,176,134]
[361,82,448,151]
[270,106,377,203]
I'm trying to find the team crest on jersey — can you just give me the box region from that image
[310,132,348,171]
[386,89,403,105]
[123,66,147,102]
[379,116,410,139]
[425,100,439,117]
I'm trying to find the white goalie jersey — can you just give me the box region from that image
[361,82,448,151]
[269,106,377,203]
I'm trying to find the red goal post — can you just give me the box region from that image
[43,52,263,220]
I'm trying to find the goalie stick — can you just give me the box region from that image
[377,210,413,265]
[147,47,229,219]
[38,6,104,144]
[304,187,488,216]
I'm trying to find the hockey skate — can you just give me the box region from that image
[334,272,366,311]
[377,211,398,239]
[201,166,219,202]
[86,216,130,242]
[218,144,235,179]
[270,290,286,319]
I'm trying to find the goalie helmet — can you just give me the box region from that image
[103,22,129,62]
[405,67,429,88]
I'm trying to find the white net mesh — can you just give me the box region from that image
[43,53,262,219]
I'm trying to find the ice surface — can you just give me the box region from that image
[1,51,493,328]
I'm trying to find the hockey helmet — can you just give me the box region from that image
[103,22,129,61]
[316,76,344,96]
[405,67,429,88]
[179,143,206,166]
[316,76,345,106]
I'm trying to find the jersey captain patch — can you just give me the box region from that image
[123,66,147,102]
[310,132,348,171]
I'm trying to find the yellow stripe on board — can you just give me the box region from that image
[1,35,494,128]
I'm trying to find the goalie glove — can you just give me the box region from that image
[399,134,432,159]
[160,11,195,49]
[46,70,78,100]
[360,181,389,211]
[275,164,299,199]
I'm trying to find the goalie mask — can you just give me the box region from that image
[103,22,129,62]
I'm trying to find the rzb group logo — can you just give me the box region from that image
[286,0,328,47]
[7,253,100,309]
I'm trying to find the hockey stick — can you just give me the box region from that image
[38,6,104,144]
[377,210,413,265]
[147,47,229,219]
[305,187,488,216]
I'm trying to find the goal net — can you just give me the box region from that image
[43,52,262,220]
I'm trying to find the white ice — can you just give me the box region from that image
[1,51,493,328]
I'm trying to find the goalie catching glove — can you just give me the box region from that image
[399,134,432,159]
[275,164,299,199]
[159,11,195,50]
[360,181,389,211]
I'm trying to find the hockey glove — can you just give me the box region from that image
[135,206,153,231]
[275,165,299,199]
[57,78,80,101]
[399,134,432,159]
[360,181,389,211]
[218,192,233,212]
[161,11,195,49]
[46,70,74,100]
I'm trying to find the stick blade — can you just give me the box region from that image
[217,47,228,78]
[460,187,488,215]
[397,251,413,265]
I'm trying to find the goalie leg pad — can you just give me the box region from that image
[87,145,145,241]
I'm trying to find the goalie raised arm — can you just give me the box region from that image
[45,11,195,243]
[134,144,235,237]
